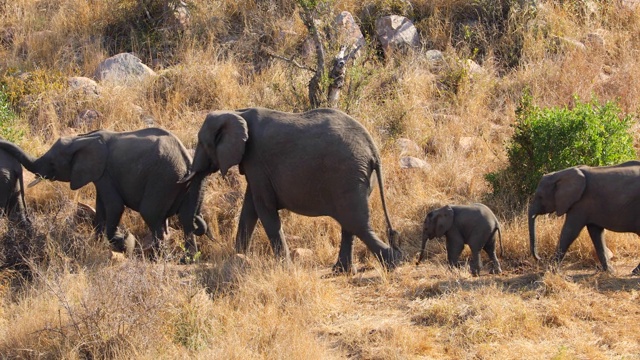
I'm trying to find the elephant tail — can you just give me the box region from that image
[373,161,398,248]
[493,225,503,258]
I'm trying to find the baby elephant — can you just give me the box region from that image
[417,203,503,276]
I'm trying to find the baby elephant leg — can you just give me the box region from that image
[483,239,502,274]
[446,235,465,269]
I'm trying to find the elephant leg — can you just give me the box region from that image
[97,187,127,253]
[256,208,289,261]
[483,239,502,275]
[469,248,482,277]
[552,218,584,266]
[235,186,259,254]
[93,192,106,236]
[445,234,465,269]
[586,224,612,273]
[333,229,355,274]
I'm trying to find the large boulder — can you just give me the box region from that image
[375,15,420,57]
[94,53,156,84]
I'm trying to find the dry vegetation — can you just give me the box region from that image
[1,0,640,358]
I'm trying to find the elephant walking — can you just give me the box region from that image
[529,161,640,274]
[0,128,208,257]
[0,147,30,229]
[181,107,402,273]
[418,204,503,276]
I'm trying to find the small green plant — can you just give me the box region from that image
[0,86,24,143]
[486,92,636,203]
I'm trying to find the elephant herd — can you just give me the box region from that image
[0,106,639,276]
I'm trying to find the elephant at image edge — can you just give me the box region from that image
[0,128,208,256]
[529,161,640,274]
[0,146,30,229]
[417,204,503,276]
[181,107,402,273]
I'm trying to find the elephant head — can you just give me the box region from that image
[417,205,454,264]
[0,135,108,190]
[528,167,586,260]
[181,111,249,182]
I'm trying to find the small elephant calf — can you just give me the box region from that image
[417,203,503,276]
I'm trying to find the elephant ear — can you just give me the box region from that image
[435,205,454,237]
[69,136,108,190]
[553,167,586,216]
[205,112,248,177]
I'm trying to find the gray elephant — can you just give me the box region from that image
[0,146,30,229]
[417,204,503,276]
[0,128,208,257]
[180,107,402,273]
[529,161,640,274]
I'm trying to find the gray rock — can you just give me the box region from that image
[68,76,100,97]
[396,138,421,155]
[400,156,430,170]
[94,53,156,84]
[375,15,420,57]
[335,11,365,57]
[73,109,102,128]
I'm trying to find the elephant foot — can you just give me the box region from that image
[489,267,503,275]
[381,247,404,271]
[332,261,356,275]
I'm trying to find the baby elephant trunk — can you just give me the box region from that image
[416,233,429,265]
[528,207,541,261]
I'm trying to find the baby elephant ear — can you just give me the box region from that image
[69,136,108,190]
[435,205,454,237]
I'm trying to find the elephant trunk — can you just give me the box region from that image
[0,140,38,173]
[528,207,541,261]
[416,234,429,265]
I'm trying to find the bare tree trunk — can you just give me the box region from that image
[300,6,325,109]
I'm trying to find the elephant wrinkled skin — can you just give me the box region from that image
[418,204,503,276]
[0,128,208,256]
[0,146,30,229]
[529,161,640,274]
[182,107,402,273]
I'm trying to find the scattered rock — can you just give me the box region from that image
[464,59,485,77]
[375,15,420,57]
[73,109,102,129]
[583,32,605,51]
[94,53,156,84]
[426,49,445,71]
[396,138,422,155]
[68,76,100,97]
[400,156,430,170]
[335,11,365,57]
[75,202,96,224]
[291,248,314,264]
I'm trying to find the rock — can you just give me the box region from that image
[68,76,100,97]
[375,15,420,57]
[583,32,605,51]
[73,109,102,128]
[400,156,430,170]
[291,248,314,264]
[335,11,365,57]
[458,136,477,152]
[426,49,445,71]
[94,53,156,84]
[396,138,421,155]
[75,202,96,224]
[464,59,485,77]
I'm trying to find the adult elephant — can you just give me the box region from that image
[0,128,208,256]
[0,146,30,229]
[529,161,640,274]
[180,107,402,273]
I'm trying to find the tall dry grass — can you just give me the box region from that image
[1,0,640,358]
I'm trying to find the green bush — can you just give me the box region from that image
[486,93,636,203]
[0,86,24,143]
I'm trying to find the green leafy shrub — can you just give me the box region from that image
[0,86,24,143]
[486,93,636,203]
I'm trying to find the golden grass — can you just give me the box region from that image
[1,0,640,358]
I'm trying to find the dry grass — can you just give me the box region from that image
[1,0,640,358]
